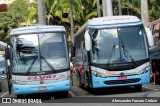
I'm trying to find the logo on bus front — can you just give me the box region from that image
[27,75,56,80]
[120,72,125,76]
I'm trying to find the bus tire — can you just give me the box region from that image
[83,72,89,90]
[134,84,142,91]
[62,91,68,98]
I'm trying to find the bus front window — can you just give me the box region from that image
[12,32,69,74]
[40,33,69,71]
[91,26,148,64]
[13,34,39,73]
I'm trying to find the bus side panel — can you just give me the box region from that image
[12,71,71,95]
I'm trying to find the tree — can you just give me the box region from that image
[148,0,160,21]
[38,0,46,24]
[25,0,38,26]
[25,0,98,41]
[69,0,74,43]
[8,0,29,23]
[0,0,29,42]
[0,13,20,42]
[141,0,149,24]
[75,0,97,26]
[118,0,160,22]
[121,0,141,17]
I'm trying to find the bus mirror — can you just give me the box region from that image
[71,45,75,57]
[145,27,154,47]
[71,57,75,63]
[5,43,10,60]
[7,59,10,66]
[84,30,91,51]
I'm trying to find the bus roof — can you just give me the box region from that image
[10,25,65,36]
[88,16,143,29]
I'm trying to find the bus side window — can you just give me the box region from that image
[81,41,87,64]
[83,50,88,65]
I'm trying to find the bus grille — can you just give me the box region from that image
[103,78,141,85]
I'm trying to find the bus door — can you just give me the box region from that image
[81,41,91,87]
[5,43,12,95]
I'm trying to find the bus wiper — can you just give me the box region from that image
[120,37,135,64]
[40,56,56,73]
[26,56,38,75]
[106,40,116,66]
[26,56,56,75]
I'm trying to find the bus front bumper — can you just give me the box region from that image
[13,80,71,95]
[91,71,150,88]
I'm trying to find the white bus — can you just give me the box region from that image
[72,16,154,91]
[5,25,70,98]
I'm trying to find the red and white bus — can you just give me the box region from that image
[5,25,71,98]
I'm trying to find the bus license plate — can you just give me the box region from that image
[38,86,47,91]
[118,76,127,80]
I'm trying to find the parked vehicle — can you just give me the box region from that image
[0,53,6,79]
[5,25,71,98]
[72,16,154,91]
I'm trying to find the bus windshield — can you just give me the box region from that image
[12,32,69,73]
[91,26,148,64]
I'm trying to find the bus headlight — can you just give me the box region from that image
[138,66,150,75]
[13,80,27,85]
[92,71,107,78]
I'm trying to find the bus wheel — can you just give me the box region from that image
[62,91,68,98]
[83,72,88,90]
[134,84,142,91]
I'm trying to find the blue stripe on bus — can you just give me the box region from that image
[89,21,143,28]
[91,70,150,88]
[13,79,71,95]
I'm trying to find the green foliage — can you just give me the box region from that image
[8,0,29,23]
[25,0,98,40]
[0,13,20,42]
[0,0,29,42]
[26,0,97,26]
[148,0,160,21]
[1,0,160,43]
[25,0,38,26]
[114,0,160,22]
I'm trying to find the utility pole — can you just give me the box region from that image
[97,0,101,17]
[118,0,122,15]
[69,0,74,44]
[102,0,113,16]
[38,0,46,25]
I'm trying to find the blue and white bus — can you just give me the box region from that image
[72,16,154,91]
[5,25,70,98]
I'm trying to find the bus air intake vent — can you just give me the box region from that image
[104,78,141,85]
